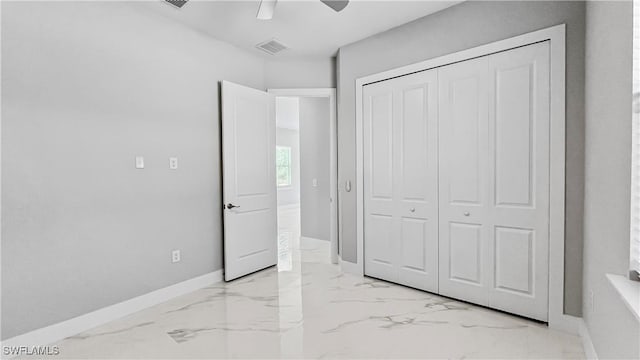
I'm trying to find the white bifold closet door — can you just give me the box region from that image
[363,69,439,293]
[438,41,550,321]
[363,41,551,321]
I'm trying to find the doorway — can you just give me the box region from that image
[269,89,338,269]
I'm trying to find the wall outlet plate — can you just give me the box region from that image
[172,250,181,263]
[135,156,144,169]
[169,157,178,170]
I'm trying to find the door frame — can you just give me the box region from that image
[352,24,575,332]
[267,88,339,264]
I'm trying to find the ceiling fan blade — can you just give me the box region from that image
[320,0,349,12]
[257,0,278,20]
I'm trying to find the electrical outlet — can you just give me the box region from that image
[169,157,178,170]
[172,250,181,263]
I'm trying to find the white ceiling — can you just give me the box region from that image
[144,0,462,59]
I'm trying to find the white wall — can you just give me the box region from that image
[1,1,265,339]
[265,58,336,89]
[276,127,300,206]
[275,97,300,130]
[583,1,640,358]
[336,0,586,316]
[299,97,331,241]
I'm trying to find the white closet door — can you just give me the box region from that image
[396,71,439,291]
[438,56,491,306]
[363,80,396,281]
[487,41,550,321]
[363,70,439,292]
[438,42,550,321]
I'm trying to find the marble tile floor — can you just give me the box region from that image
[23,206,585,359]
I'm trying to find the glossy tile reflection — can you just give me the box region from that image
[26,207,584,359]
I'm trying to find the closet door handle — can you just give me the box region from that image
[464,212,470,216]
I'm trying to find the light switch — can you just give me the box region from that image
[169,157,178,170]
[312,178,318,187]
[135,156,144,169]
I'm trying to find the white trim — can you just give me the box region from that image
[579,319,599,360]
[0,270,222,354]
[607,273,640,322]
[547,24,570,333]
[0,0,4,344]
[339,257,362,275]
[268,88,339,265]
[354,24,570,331]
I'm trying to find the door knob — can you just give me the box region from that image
[410,208,415,213]
[226,203,240,209]
[464,212,470,216]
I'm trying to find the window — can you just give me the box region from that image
[276,146,292,187]
[632,0,640,280]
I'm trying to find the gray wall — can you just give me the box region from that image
[1,1,265,339]
[583,1,640,358]
[276,127,301,206]
[336,0,586,316]
[265,59,336,89]
[299,97,331,241]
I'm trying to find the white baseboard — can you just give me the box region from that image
[339,257,363,276]
[301,236,328,242]
[579,319,598,360]
[1,270,222,353]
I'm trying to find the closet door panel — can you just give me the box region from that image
[448,78,484,205]
[396,71,439,292]
[370,93,394,200]
[438,56,491,306]
[363,69,439,292]
[364,85,397,281]
[494,226,534,294]
[488,41,550,321]
[448,222,483,284]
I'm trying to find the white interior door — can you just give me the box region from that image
[363,69,439,292]
[222,81,277,281]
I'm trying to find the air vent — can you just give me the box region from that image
[255,39,288,55]
[165,0,188,9]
